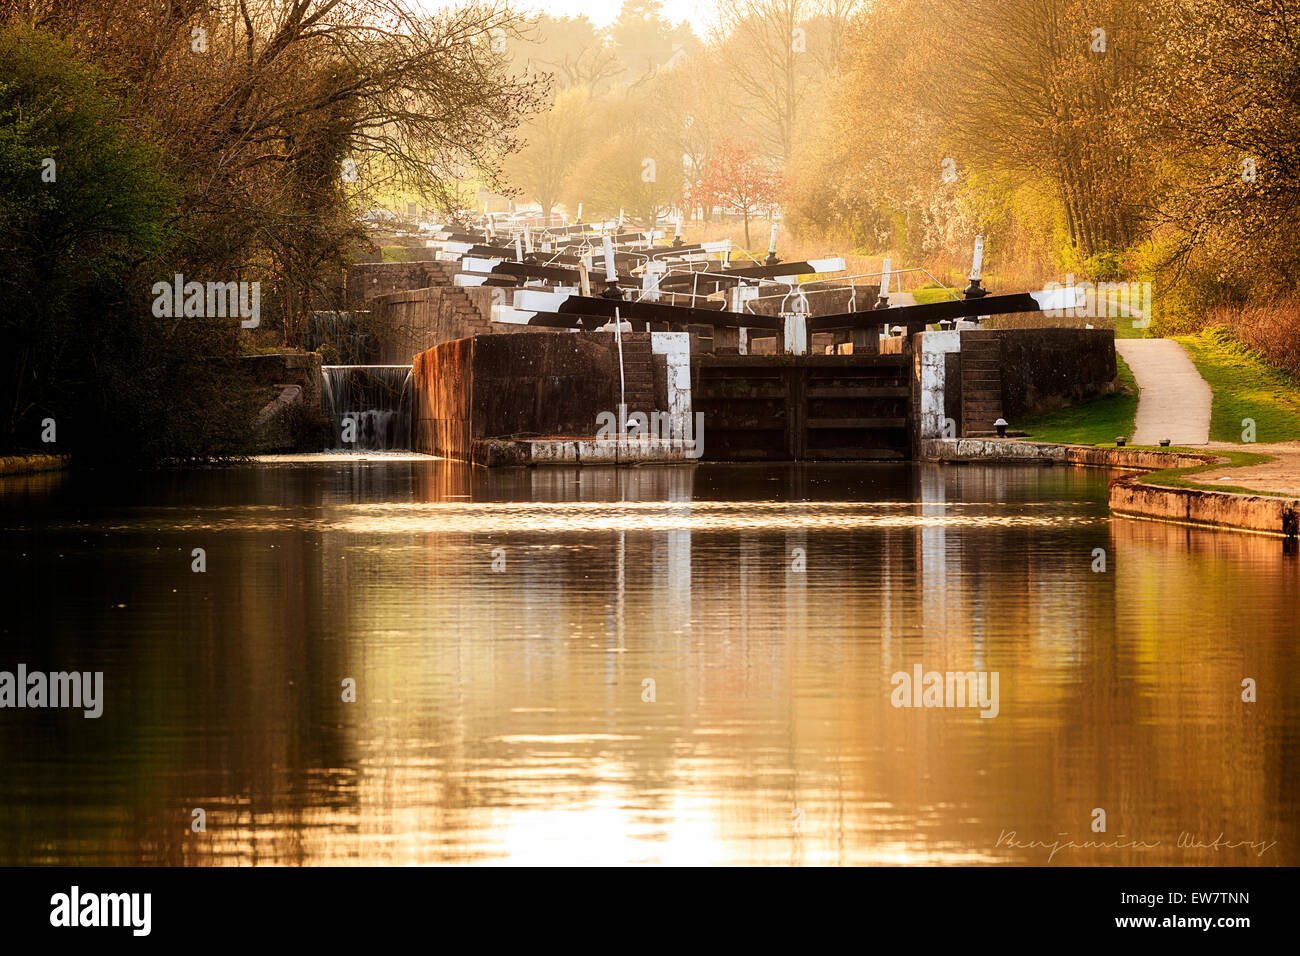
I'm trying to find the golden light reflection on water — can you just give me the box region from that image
[67,501,1103,535]
[1,461,1296,866]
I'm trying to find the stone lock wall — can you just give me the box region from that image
[342,260,560,364]
[412,332,682,461]
[914,327,1117,438]
[998,328,1117,420]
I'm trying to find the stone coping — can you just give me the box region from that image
[919,438,1213,469]
[1109,475,1298,538]
[472,437,699,468]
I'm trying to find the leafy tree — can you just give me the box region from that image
[713,0,851,162]
[610,0,697,87]
[16,0,547,346]
[0,0,547,459]
[0,26,184,455]
[691,139,782,247]
[1139,0,1300,302]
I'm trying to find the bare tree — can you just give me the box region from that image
[4,0,548,343]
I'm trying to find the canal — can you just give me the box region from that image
[1,459,1295,865]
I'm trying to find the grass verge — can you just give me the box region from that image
[1176,328,1300,443]
[1133,448,1287,497]
[913,283,957,306]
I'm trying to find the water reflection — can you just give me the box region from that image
[0,461,1295,865]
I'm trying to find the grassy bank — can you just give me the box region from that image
[1016,355,1138,445]
[0,454,71,476]
[1176,328,1300,443]
[1135,447,1285,496]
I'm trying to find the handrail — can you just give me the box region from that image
[741,267,960,309]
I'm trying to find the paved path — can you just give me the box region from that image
[1115,339,1212,445]
[1194,442,1300,497]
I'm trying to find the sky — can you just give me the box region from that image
[416,1,713,36]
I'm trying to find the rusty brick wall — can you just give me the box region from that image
[412,337,474,462]
[412,332,662,456]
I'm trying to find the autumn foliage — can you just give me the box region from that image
[689,140,784,248]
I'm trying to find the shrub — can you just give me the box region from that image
[0,26,259,462]
[1202,300,1300,380]
[1083,250,1128,282]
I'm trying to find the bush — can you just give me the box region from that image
[1201,300,1300,380]
[1083,250,1128,282]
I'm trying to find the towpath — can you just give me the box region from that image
[1192,442,1300,497]
[1115,339,1212,445]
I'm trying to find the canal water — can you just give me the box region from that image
[1,459,1295,865]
